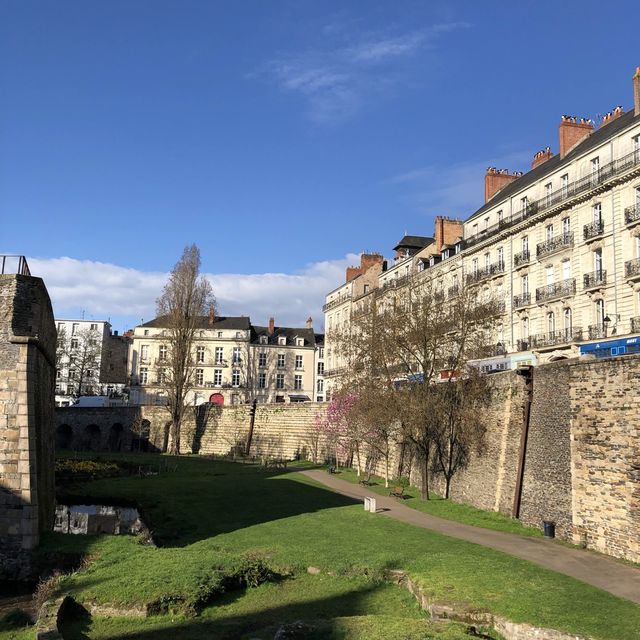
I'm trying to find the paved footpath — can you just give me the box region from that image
[301,469,640,604]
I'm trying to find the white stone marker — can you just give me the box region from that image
[364,497,371,511]
[368,497,376,513]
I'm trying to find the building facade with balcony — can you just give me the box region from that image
[128,314,323,406]
[324,66,640,385]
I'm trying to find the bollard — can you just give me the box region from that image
[364,497,371,511]
[369,497,376,513]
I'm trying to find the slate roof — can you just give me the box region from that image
[468,110,640,222]
[393,235,434,251]
[140,315,251,330]
[251,325,317,347]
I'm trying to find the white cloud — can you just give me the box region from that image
[259,22,469,123]
[28,254,359,332]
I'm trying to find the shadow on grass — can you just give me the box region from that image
[52,454,360,547]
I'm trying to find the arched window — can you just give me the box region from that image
[547,312,555,334]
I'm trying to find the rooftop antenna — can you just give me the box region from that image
[81,309,85,319]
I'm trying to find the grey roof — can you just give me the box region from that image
[251,325,317,347]
[140,315,251,330]
[468,110,640,222]
[393,235,434,251]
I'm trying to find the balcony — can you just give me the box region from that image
[513,292,531,308]
[0,255,31,276]
[536,232,574,259]
[323,293,351,313]
[588,325,607,340]
[513,250,530,268]
[529,327,584,349]
[583,270,607,290]
[516,339,530,352]
[625,258,640,280]
[535,278,576,303]
[463,148,640,250]
[583,220,605,241]
[631,316,640,333]
[466,261,505,285]
[624,204,640,226]
[448,285,460,297]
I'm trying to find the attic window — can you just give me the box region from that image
[278,336,286,345]
[296,338,304,346]
[259,335,268,345]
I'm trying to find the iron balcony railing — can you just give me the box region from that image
[464,148,640,250]
[323,293,351,312]
[535,278,576,303]
[583,219,605,240]
[624,204,640,225]
[583,270,607,290]
[513,292,531,308]
[588,324,607,340]
[374,274,411,297]
[466,261,505,285]
[513,250,530,267]
[478,343,508,358]
[529,327,584,349]
[625,257,640,279]
[516,339,530,352]
[448,285,460,297]
[631,316,640,333]
[536,232,574,258]
[0,255,31,276]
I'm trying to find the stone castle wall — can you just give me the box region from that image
[0,275,56,580]
[55,355,640,563]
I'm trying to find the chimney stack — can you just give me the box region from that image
[559,115,594,156]
[434,216,464,251]
[599,106,625,128]
[306,317,313,330]
[208,305,215,326]
[531,147,554,170]
[484,168,520,203]
[634,67,640,116]
[268,317,275,335]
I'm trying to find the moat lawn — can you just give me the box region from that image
[6,453,638,639]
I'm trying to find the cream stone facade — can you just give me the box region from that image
[128,315,323,406]
[324,67,640,393]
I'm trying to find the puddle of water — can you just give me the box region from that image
[54,504,145,536]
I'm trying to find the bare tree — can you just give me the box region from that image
[156,244,215,454]
[56,326,103,398]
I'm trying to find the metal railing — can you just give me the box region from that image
[464,148,640,250]
[588,325,607,340]
[323,292,351,312]
[513,250,530,267]
[583,220,604,240]
[536,232,574,258]
[625,204,640,225]
[529,327,584,348]
[583,270,607,290]
[447,285,460,297]
[466,261,505,285]
[513,292,531,308]
[0,255,31,276]
[517,339,530,352]
[625,258,640,279]
[535,278,576,303]
[631,316,640,333]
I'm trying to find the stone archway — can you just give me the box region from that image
[108,423,123,451]
[209,393,224,405]
[84,424,101,451]
[56,424,73,450]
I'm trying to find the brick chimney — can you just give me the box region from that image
[268,317,275,335]
[559,115,594,156]
[531,147,554,170]
[208,305,215,326]
[634,67,640,116]
[306,317,313,329]
[434,216,464,251]
[345,266,361,282]
[485,168,520,202]
[346,253,384,283]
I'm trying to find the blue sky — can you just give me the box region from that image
[2,1,639,332]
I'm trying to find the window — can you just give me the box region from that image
[71,338,78,349]
[56,369,61,379]
[278,336,286,345]
[158,345,167,361]
[276,373,285,389]
[591,156,600,183]
[195,369,204,386]
[484,253,490,269]
[213,369,222,386]
[562,260,571,281]
[277,353,285,368]
[140,345,149,361]
[484,216,490,231]
[497,210,503,226]
[196,346,205,363]
[57,323,64,332]
[592,203,602,224]
[217,331,223,338]
[72,323,79,335]
[258,372,266,388]
[139,367,148,384]
[296,338,304,346]
[157,368,166,384]
[259,335,268,345]
[215,347,224,364]
[143,329,149,336]
[67,384,75,395]
[90,323,98,331]
[497,247,504,268]
[636,186,640,207]
[294,374,303,390]
[594,248,603,275]
[317,379,324,393]
[472,223,478,236]
[521,274,529,295]
[521,196,529,214]
[522,235,529,253]
[295,355,303,370]
[522,317,529,339]
[562,217,570,236]
[545,182,552,205]
[317,361,324,375]
[564,308,572,333]
[546,224,554,241]
[232,369,240,386]
[232,347,241,364]
[258,352,267,367]
[546,265,554,285]
[235,331,242,339]
[595,299,605,327]
[547,312,555,334]
[561,174,569,197]
[472,258,478,275]
[363,284,369,294]
[318,347,324,359]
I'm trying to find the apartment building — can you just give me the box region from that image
[55,319,129,406]
[324,66,640,391]
[128,313,324,405]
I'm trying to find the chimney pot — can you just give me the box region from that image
[208,306,215,326]
[484,167,519,202]
[559,115,594,156]
[306,317,313,329]
[633,66,640,116]
[268,317,275,335]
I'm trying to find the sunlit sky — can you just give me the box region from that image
[2,0,639,331]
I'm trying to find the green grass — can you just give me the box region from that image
[336,467,543,537]
[45,452,640,640]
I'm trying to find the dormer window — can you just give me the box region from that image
[296,338,304,346]
[278,336,286,346]
[259,335,268,345]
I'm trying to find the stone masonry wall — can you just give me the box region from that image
[0,275,56,580]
